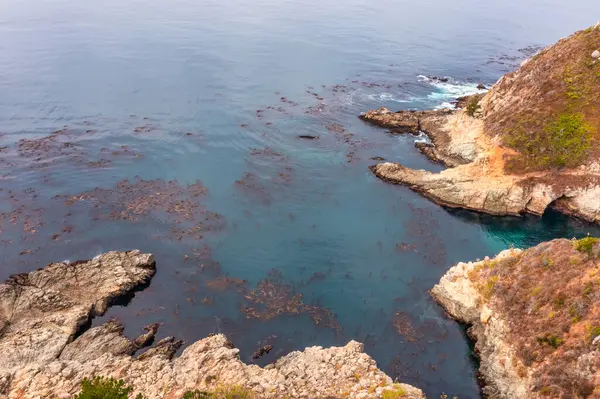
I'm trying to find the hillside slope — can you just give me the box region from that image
[365,23,600,222]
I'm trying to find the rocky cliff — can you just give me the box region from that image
[431,238,600,398]
[0,251,423,399]
[365,23,600,222]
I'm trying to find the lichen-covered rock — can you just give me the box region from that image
[365,24,600,223]
[431,239,600,398]
[0,252,424,399]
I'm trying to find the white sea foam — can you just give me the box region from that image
[434,102,456,110]
[417,75,488,107]
[414,131,432,144]
[366,93,411,103]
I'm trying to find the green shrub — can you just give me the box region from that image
[183,391,214,399]
[570,304,582,323]
[465,96,482,117]
[586,324,600,342]
[182,386,253,399]
[479,275,499,300]
[504,112,594,170]
[75,376,142,399]
[553,293,566,309]
[536,333,564,349]
[574,236,599,254]
[382,384,407,399]
[541,255,553,269]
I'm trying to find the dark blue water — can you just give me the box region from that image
[2,1,600,397]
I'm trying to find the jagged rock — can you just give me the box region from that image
[360,107,473,167]
[431,239,600,398]
[252,344,273,360]
[0,252,424,399]
[477,83,487,90]
[133,322,160,348]
[0,250,155,376]
[137,336,183,361]
[360,107,421,134]
[414,142,444,166]
[60,320,138,362]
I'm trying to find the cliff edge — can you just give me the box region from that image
[431,238,600,398]
[0,251,423,399]
[365,23,600,222]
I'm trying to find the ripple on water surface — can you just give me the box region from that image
[1,1,600,397]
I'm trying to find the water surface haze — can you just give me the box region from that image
[1,0,600,397]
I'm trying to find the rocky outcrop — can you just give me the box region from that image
[0,252,424,399]
[431,238,600,398]
[360,108,476,167]
[365,24,600,223]
[370,161,600,220]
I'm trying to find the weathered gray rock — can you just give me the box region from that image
[361,107,477,167]
[360,107,421,134]
[431,249,530,399]
[0,250,155,375]
[0,252,424,399]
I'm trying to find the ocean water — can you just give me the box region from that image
[1,0,600,397]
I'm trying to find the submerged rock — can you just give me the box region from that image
[365,25,600,223]
[431,238,600,398]
[0,252,424,399]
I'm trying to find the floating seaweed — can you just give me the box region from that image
[240,269,341,333]
[62,178,223,241]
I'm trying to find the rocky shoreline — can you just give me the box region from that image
[364,24,600,223]
[0,251,423,399]
[431,238,600,398]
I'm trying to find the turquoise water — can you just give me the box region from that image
[2,1,600,397]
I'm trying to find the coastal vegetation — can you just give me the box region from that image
[182,387,254,399]
[368,24,600,223]
[465,96,482,118]
[503,112,594,170]
[436,238,600,397]
[574,236,599,255]
[494,27,600,173]
[75,377,142,399]
[381,384,407,399]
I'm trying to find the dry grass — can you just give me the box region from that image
[482,27,600,173]
[473,238,600,397]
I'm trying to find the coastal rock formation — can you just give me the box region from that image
[431,238,600,398]
[365,24,600,223]
[0,252,424,399]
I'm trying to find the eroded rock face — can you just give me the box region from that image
[361,107,484,168]
[0,250,156,375]
[370,161,600,221]
[431,239,600,398]
[365,24,600,223]
[0,252,424,399]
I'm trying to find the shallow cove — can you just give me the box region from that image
[1,0,600,397]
